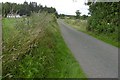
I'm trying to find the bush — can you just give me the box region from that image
[87,2,119,42]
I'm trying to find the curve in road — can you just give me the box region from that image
[57,19,118,78]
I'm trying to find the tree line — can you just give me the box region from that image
[2,1,58,17]
[58,11,88,20]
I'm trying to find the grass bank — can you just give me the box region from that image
[2,13,86,78]
[65,19,119,47]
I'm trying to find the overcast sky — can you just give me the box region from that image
[1,0,89,15]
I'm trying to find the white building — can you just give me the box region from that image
[7,14,21,18]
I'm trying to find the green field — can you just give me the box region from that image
[65,19,119,48]
[2,13,86,78]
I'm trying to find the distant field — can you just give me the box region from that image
[65,19,87,32]
[2,13,86,78]
[65,19,119,47]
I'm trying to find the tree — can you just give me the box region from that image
[75,10,81,19]
[87,2,119,41]
[81,15,88,20]
[59,14,65,19]
[2,2,12,17]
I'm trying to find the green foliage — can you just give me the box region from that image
[75,10,81,19]
[2,13,86,78]
[2,2,11,17]
[87,2,119,43]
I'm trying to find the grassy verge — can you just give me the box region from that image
[2,13,86,78]
[65,19,119,47]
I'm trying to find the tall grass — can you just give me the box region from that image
[65,19,87,32]
[2,12,86,78]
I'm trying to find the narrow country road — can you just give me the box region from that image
[57,19,118,78]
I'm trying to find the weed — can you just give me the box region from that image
[2,13,86,78]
